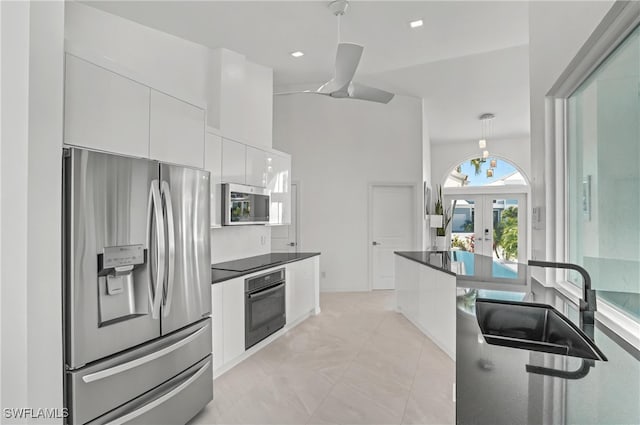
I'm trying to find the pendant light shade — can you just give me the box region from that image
[490,159,497,168]
[479,139,487,149]
[486,168,494,177]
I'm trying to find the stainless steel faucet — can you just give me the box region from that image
[528,260,597,340]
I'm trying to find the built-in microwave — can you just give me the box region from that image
[223,183,270,225]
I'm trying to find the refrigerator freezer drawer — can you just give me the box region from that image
[67,318,211,425]
[88,355,213,425]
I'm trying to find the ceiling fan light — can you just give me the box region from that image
[478,139,487,149]
[410,19,424,28]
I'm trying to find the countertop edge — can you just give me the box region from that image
[394,251,457,277]
[211,252,321,284]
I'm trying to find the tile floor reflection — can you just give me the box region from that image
[189,291,455,425]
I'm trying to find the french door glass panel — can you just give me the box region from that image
[448,194,526,270]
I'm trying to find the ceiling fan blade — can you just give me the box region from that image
[348,82,395,104]
[273,90,331,97]
[334,43,364,90]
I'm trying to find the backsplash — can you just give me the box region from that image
[210,226,271,264]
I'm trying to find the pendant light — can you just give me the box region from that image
[478,113,495,155]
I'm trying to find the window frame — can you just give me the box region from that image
[547,1,640,349]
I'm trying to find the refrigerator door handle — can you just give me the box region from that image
[161,181,176,317]
[103,359,211,425]
[81,325,208,384]
[148,180,165,319]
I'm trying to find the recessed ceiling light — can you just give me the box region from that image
[410,19,423,29]
[290,51,304,58]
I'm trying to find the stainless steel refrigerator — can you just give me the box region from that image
[63,147,212,425]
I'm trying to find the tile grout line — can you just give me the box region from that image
[399,336,427,425]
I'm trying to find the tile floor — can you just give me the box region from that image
[189,291,455,425]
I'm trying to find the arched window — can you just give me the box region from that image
[444,157,526,187]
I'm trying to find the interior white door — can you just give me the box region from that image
[370,185,416,290]
[271,183,298,252]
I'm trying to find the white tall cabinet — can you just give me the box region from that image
[64,54,150,158]
[149,91,205,168]
[204,132,223,228]
[64,54,206,169]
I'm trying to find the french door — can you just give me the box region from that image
[444,193,527,263]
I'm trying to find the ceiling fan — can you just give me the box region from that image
[276,0,395,104]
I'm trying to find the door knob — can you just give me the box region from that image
[287,242,297,247]
[372,241,381,246]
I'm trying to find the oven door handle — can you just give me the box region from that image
[247,283,284,299]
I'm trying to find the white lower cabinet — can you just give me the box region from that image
[211,256,320,375]
[221,277,245,365]
[211,276,244,373]
[395,255,456,360]
[286,257,318,325]
[211,283,224,371]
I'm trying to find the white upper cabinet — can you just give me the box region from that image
[149,90,205,168]
[221,139,246,184]
[268,153,292,225]
[64,54,150,158]
[245,146,269,188]
[207,49,273,148]
[204,132,223,228]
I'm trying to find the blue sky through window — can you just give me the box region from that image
[457,158,517,186]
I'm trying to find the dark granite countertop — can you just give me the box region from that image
[395,250,640,424]
[211,252,320,284]
[456,280,640,425]
[395,250,529,288]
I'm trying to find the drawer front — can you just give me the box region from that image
[68,318,211,425]
[89,356,212,425]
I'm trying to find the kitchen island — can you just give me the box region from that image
[394,250,640,425]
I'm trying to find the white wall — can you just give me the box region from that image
[1,1,30,415]
[431,137,532,188]
[273,95,423,292]
[211,226,271,264]
[422,100,433,250]
[1,0,64,421]
[528,0,615,270]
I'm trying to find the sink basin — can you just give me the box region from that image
[475,299,607,361]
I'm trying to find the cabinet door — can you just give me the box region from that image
[222,277,245,363]
[64,54,150,158]
[211,284,224,372]
[245,146,268,187]
[286,259,315,324]
[149,90,205,169]
[221,139,246,184]
[205,133,223,227]
[267,153,292,225]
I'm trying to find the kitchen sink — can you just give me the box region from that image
[475,299,607,361]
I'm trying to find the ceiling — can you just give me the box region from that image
[85,1,531,143]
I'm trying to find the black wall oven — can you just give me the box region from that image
[245,268,286,349]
